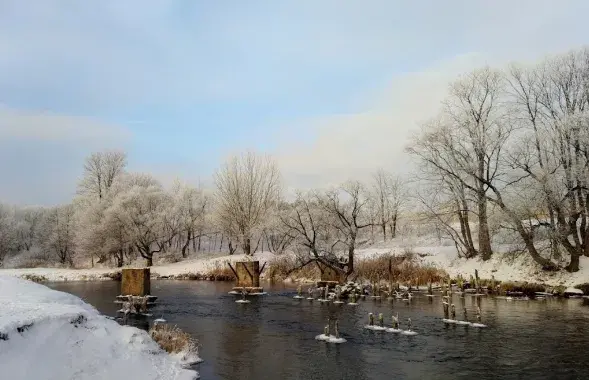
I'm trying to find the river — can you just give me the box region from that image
[47,281,589,380]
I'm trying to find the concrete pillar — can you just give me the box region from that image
[121,268,151,296]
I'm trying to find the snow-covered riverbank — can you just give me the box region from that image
[0,275,199,380]
[0,252,276,282]
[1,243,588,287]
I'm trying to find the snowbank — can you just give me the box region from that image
[0,276,198,380]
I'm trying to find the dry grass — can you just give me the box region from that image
[162,262,236,281]
[265,253,447,285]
[355,254,447,285]
[149,323,199,356]
[266,255,320,280]
[495,281,547,297]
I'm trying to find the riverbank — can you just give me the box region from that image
[1,243,588,288]
[0,275,199,380]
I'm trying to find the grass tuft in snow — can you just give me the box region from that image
[149,323,200,361]
[20,274,48,283]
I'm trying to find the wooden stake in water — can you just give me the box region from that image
[392,313,399,329]
[451,304,456,320]
[334,319,340,339]
[368,313,374,326]
[378,313,384,327]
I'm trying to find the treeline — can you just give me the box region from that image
[0,151,406,271]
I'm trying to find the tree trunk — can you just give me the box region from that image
[477,193,493,261]
[243,238,251,256]
[566,251,581,272]
[181,230,191,258]
[146,256,153,267]
[390,213,398,239]
[381,223,387,242]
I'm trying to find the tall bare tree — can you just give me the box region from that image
[319,181,371,276]
[78,150,127,200]
[408,67,507,261]
[371,169,405,240]
[214,152,282,256]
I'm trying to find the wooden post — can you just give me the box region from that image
[121,268,150,296]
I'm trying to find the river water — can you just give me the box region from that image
[47,281,589,380]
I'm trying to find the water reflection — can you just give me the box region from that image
[47,281,589,380]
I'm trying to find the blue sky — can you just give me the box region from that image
[1,0,588,205]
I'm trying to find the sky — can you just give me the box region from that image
[1,0,588,205]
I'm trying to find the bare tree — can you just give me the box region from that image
[506,49,589,271]
[319,181,371,276]
[214,152,282,256]
[370,169,406,240]
[408,67,507,261]
[0,204,17,266]
[78,150,127,200]
[281,191,344,274]
[42,204,76,266]
[108,183,168,267]
[173,183,209,258]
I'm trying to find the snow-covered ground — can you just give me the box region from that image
[0,252,276,282]
[353,240,589,287]
[1,239,588,287]
[0,275,199,380]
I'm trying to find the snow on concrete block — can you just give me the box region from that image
[121,268,151,296]
[564,287,584,295]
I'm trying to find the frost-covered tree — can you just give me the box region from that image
[78,150,127,200]
[0,204,17,266]
[214,152,282,256]
[281,191,342,271]
[107,182,168,267]
[370,169,406,240]
[505,49,589,271]
[318,180,372,276]
[408,67,507,261]
[14,207,44,252]
[42,204,77,266]
[171,182,209,257]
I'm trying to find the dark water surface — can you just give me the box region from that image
[47,281,589,380]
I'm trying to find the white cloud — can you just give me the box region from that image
[0,105,131,142]
[0,105,130,205]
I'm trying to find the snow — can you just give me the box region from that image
[564,287,584,295]
[0,252,275,282]
[0,276,198,380]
